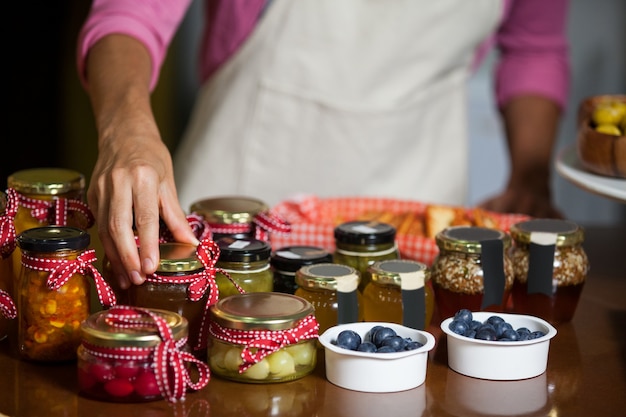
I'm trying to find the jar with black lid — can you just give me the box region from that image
[509,218,589,324]
[189,195,269,240]
[215,237,273,297]
[271,245,333,294]
[333,220,399,292]
[430,226,514,320]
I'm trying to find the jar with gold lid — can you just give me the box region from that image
[271,245,333,294]
[215,237,273,297]
[77,306,209,403]
[208,292,319,383]
[0,190,17,341]
[294,263,362,334]
[362,259,434,330]
[190,195,269,240]
[430,226,514,320]
[509,218,589,324]
[333,221,399,292]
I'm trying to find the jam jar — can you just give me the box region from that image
[215,237,273,297]
[189,195,269,240]
[333,220,399,292]
[1,190,18,341]
[208,292,318,383]
[362,259,434,330]
[430,226,514,320]
[271,245,333,294]
[294,263,362,334]
[78,306,209,403]
[509,219,589,324]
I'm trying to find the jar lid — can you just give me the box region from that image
[17,226,90,252]
[157,242,203,273]
[295,263,360,291]
[368,259,429,287]
[334,221,396,245]
[270,245,333,273]
[189,196,268,225]
[216,237,271,263]
[80,307,188,348]
[509,218,584,246]
[8,167,85,195]
[435,226,511,254]
[209,293,314,331]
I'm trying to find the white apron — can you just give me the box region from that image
[174,0,502,209]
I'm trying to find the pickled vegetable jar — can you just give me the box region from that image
[271,245,332,294]
[215,237,273,297]
[294,263,362,334]
[208,292,318,383]
[362,259,434,330]
[333,220,399,292]
[78,306,209,403]
[430,226,514,320]
[14,226,114,362]
[509,219,589,324]
[190,195,269,240]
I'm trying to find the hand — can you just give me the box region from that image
[479,181,563,219]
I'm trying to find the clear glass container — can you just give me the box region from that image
[0,191,16,341]
[208,292,318,383]
[430,226,514,320]
[294,263,363,334]
[215,237,273,297]
[15,226,92,362]
[333,220,399,292]
[509,219,589,324]
[271,245,333,294]
[190,195,269,240]
[362,259,435,330]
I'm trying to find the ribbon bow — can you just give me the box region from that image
[0,289,17,320]
[158,213,212,243]
[22,249,116,307]
[0,188,18,258]
[15,189,95,228]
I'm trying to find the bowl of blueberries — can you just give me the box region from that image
[441,309,557,380]
[318,322,435,392]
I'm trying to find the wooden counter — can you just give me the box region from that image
[1,225,624,417]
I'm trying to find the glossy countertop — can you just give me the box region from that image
[1,225,624,417]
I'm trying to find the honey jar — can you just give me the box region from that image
[430,226,514,320]
[215,237,273,297]
[271,245,333,294]
[294,263,362,334]
[509,219,589,324]
[208,292,318,383]
[362,259,434,330]
[333,220,399,292]
[78,306,209,403]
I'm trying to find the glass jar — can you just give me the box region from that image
[333,220,399,292]
[208,292,318,383]
[78,306,209,403]
[430,226,514,320]
[271,245,333,294]
[509,219,589,324]
[362,259,434,330]
[294,263,362,334]
[215,237,273,297]
[15,226,93,361]
[1,191,17,341]
[190,195,269,240]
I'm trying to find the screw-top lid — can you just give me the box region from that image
[334,221,396,245]
[8,167,85,195]
[295,263,360,291]
[509,218,584,247]
[270,245,333,273]
[16,226,90,252]
[435,226,511,254]
[216,237,271,263]
[368,259,429,287]
[189,196,268,225]
[156,242,203,273]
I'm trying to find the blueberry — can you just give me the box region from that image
[494,321,513,338]
[371,327,397,347]
[336,330,361,350]
[454,309,473,324]
[356,341,377,353]
[486,315,505,327]
[404,340,423,351]
[367,326,384,343]
[448,319,469,336]
[381,335,406,352]
[376,345,396,353]
[464,329,477,339]
[475,327,497,341]
[469,320,482,331]
[499,328,519,341]
[530,331,546,340]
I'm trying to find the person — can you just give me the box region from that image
[76,0,570,291]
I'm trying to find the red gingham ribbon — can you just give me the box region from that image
[0,188,18,259]
[84,306,210,403]
[145,239,245,351]
[0,289,17,319]
[14,188,95,228]
[208,315,319,373]
[21,249,116,307]
[159,213,213,243]
[201,211,291,242]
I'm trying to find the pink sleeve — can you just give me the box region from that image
[76,0,193,91]
[494,0,570,110]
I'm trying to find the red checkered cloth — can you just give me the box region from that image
[269,195,529,266]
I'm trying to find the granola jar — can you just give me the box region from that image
[271,245,333,294]
[294,263,362,334]
[208,292,318,383]
[509,219,589,324]
[78,306,209,403]
[333,221,399,292]
[14,226,114,362]
[189,195,269,240]
[362,259,434,330]
[431,226,514,320]
[215,237,273,297]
